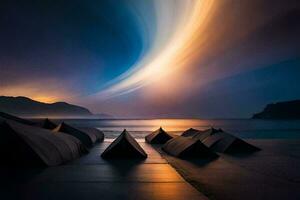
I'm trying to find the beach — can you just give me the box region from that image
[52,119,300,199]
[0,139,207,200]
[159,139,300,200]
[2,0,299,199]
[1,119,300,199]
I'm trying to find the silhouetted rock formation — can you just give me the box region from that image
[145,127,173,144]
[162,136,218,158]
[40,118,57,129]
[101,129,147,159]
[252,100,300,119]
[192,128,260,153]
[0,111,35,125]
[0,120,86,166]
[53,122,96,148]
[181,128,201,137]
[0,96,93,117]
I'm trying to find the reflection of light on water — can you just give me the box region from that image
[100,119,215,139]
[101,119,214,132]
[105,138,146,142]
[63,119,300,139]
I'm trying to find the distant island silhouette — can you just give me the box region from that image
[252,100,300,119]
[0,96,111,118]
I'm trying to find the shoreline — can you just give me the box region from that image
[157,139,300,200]
[0,140,208,200]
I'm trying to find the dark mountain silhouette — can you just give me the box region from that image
[252,100,300,119]
[0,96,102,117]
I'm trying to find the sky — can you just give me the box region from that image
[0,0,300,118]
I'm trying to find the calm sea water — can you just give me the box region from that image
[55,119,300,139]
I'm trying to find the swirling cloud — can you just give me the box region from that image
[1,0,299,117]
[94,0,215,99]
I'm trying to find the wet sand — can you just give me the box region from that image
[0,140,207,200]
[2,138,299,200]
[159,139,300,200]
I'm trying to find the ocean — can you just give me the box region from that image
[55,119,300,139]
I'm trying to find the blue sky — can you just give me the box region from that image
[0,0,300,118]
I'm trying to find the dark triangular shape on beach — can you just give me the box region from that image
[162,136,218,158]
[197,128,260,153]
[0,120,86,166]
[0,111,35,125]
[41,118,57,130]
[145,127,173,144]
[181,128,201,137]
[53,122,94,148]
[101,129,147,159]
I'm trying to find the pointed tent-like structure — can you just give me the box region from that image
[101,129,147,159]
[162,136,218,158]
[53,122,96,148]
[0,120,86,166]
[145,127,173,144]
[181,128,201,137]
[191,128,260,153]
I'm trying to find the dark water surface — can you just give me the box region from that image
[52,119,300,139]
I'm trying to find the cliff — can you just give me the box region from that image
[252,100,300,119]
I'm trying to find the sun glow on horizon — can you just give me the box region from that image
[30,96,59,104]
[0,84,69,104]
